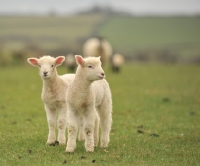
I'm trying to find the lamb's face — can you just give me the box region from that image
[84,57,105,81]
[27,55,65,80]
[38,57,56,79]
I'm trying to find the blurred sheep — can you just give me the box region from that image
[83,37,113,65]
[65,53,76,72]
[111,53,125,73]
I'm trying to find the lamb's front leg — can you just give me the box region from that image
[66,110,78,153]
[57,105,67,145]
[83,111,96,152]
[45,105,56,144]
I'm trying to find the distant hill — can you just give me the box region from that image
[77,5,132,16]
[0,13,200,65]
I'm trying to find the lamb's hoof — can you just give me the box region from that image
[65,147,75,153]
[49,141,59,146]
[47,140,56,145]
[86,146,94,152]
[100,142,108,148]
[58,136,66,145]
[86,148,94,152]
[58,140,66,145]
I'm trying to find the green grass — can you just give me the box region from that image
[0,64,200,165]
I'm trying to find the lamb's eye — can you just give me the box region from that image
[88,65,93,69]
[38,65,41,67]
[51,65,54,67]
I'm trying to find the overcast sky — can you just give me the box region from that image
[0,0,200,15]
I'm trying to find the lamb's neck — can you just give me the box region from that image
[43,74,60,89]
[73,74,92,92]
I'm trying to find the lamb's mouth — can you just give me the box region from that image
[43,74,49,78]
[98,76,105,79]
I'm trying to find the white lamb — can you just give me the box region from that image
[65,55,112,152]
[65,53,76,72]
[27,55,75,145]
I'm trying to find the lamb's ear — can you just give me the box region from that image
[27,58,39,67]
[75,55,84,66]
[55,56,65,66]
[97,56,102,65]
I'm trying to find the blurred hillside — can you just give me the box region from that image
[0,6,200,66]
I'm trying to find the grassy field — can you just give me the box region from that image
[0,64,200,165]
[98,16,200,58]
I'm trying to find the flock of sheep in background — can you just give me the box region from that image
[26,36,121,153]
[65,37,125,73]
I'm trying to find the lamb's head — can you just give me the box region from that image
[75,55,105,81]
[27,55,65,79]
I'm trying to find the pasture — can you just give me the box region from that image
[0,64,199,165]
[98,17,200,54]
[0,15,200,63]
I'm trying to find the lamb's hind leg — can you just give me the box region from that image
[45,105,56,144]
[94,112,99,147]
[57,106,67,145]
[98,102,112,148]
[78,117,85,141]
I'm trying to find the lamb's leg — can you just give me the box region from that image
[83,111,95,152]
[45,105,56,144]
[94,112,99,147]
[78,117,85,141]
[98,103,112,148]
[57,106,67,145]
[65,110,78,153]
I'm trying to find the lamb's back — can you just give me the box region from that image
[60,74,75,84]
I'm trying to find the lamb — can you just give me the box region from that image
[65,55,112,152]
[111,53,125,73]
[83,37,113,65]
[27,55,75,145]
[65,53,76,72]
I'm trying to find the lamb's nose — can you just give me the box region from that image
[101,72,105,76]
[43,72,48,76]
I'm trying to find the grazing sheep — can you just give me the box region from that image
[27,55,75,145]
[111,53,125,73]
[83,37,113,65]
[65,53,76,72]
[65,55,112,152]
